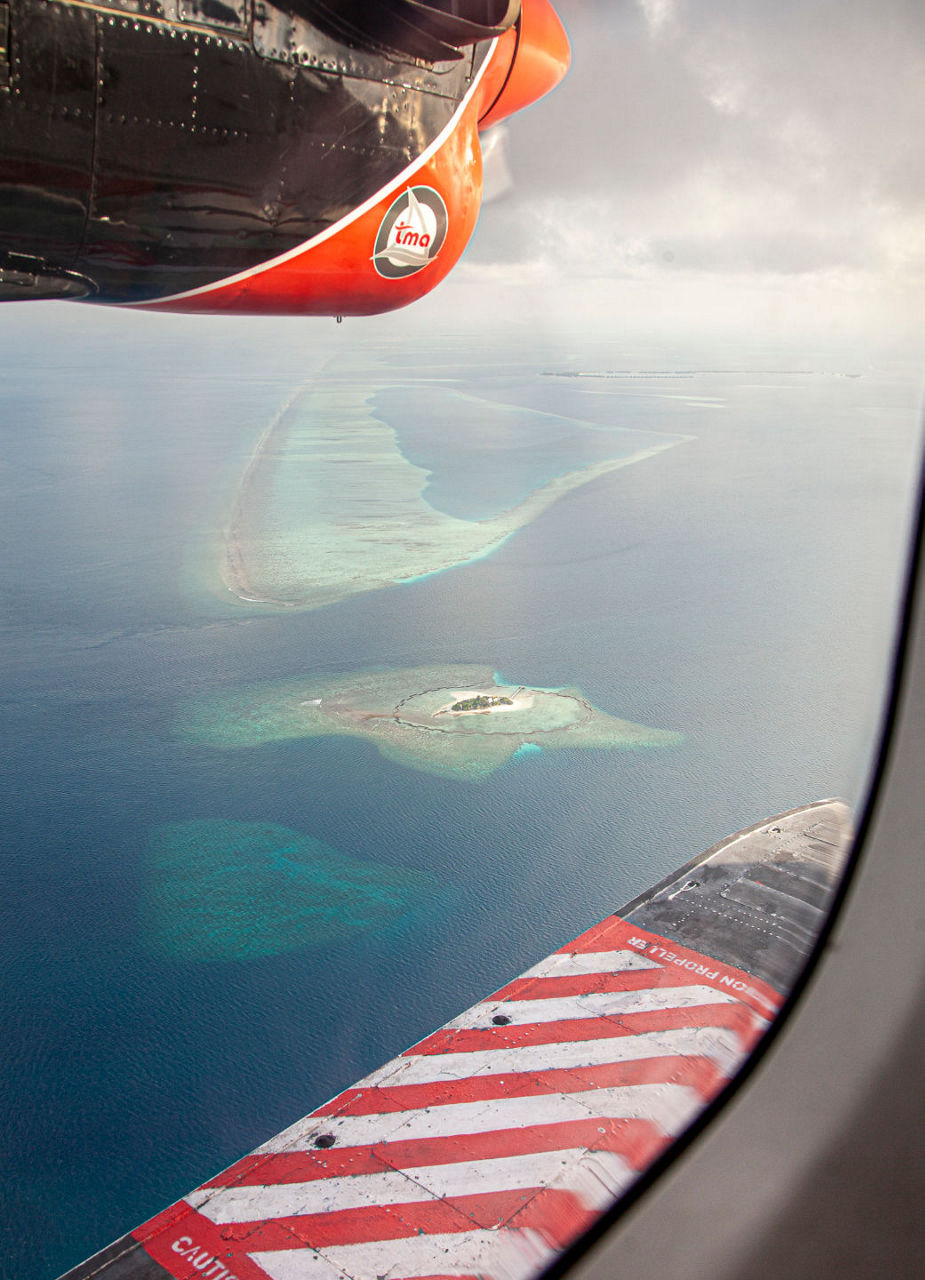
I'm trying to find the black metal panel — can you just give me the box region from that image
[0,0,96,265]
[252,2,471,98]
[620,801,852,993]
[0,3,11,87]
[283,0,519,64]
[81,17,275,297]
[273,52,460,243]
[178,0,247,32]
[79,0,174,18]
[78,9,482,301]
[81,17,305,297]
[0,1,490,302]
[58,1234,176,1280]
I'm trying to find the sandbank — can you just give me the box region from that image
[217,382,691,612]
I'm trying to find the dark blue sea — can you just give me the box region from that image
[1,305,921,1280]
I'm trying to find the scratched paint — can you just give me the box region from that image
[88,915,779,1280]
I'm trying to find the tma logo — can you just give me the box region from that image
[372,187,448,278]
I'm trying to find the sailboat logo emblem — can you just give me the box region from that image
[372,186,448,279]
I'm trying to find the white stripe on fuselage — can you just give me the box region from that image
[443,984,741,1030]
[359,1024,743,1090]
[251,1227,556,1280]
[188,1147,635,1224]
[252,1080,703,1158]
[516,949,661,980]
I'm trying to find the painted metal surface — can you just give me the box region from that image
[60,802,851,1280]
[622,800,853,993]
[135,49,491,314]
[0,0,568,311]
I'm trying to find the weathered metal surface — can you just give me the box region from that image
[0,1,570,312]
[622,800,853,992]
[0,0,488,303]
[58,801,852,1280]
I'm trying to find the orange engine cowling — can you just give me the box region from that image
[478,0,571,130]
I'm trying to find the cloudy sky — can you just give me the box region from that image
[440,0,925,349]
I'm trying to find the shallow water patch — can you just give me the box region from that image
[142,819,437,962]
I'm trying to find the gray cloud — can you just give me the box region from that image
[466,0,925,303]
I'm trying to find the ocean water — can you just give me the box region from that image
[370,384,680,521]
[0,310,921,1280]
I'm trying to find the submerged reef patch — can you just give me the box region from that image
[143,819,435,962]
[176,664,682,782]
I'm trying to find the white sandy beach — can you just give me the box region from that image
[436,690,536,717]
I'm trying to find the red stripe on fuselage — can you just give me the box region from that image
[493,966,724,1003]
[411,1002,763,1056]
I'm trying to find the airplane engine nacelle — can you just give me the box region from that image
[145,0,570,318]
[0,0,568,317]
[145,89,489,319]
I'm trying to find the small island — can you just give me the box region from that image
[448,695,513,713]
[177,664,683,782]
